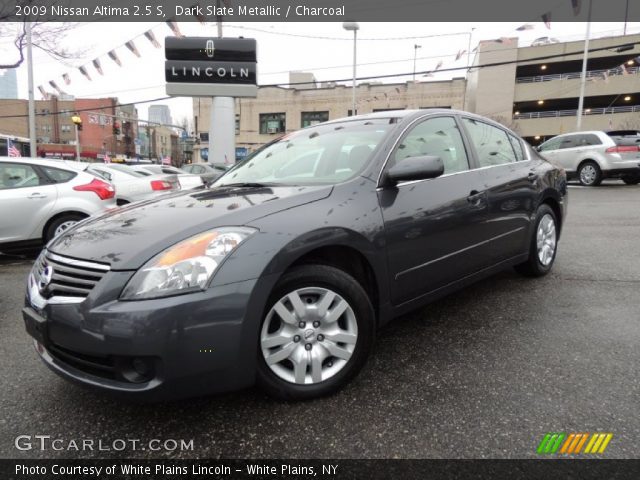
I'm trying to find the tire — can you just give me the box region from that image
[622,176,640,185]
[257,264,375,400]
[44,213,86,243]
[515,204,558,277]
[578,160,602,186]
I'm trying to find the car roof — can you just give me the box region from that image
[0,156,90,171]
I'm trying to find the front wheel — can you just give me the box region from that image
[515,204,558,277]
[257,265,375,400]
[578,161,602,186]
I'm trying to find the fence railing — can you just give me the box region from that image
[514,104,640,119]
[516,66,640,83]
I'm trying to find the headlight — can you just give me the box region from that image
[120,227,257,300]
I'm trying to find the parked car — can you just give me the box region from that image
[86,163,179,205]
[0,157,116,253]
[130,164,204,190]
[23,110,567,401]
[537,131,640,186]
[181,162,230,183]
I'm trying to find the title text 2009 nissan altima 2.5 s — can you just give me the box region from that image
[23,110,567,400]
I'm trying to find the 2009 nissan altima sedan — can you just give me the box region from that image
[23,110,567,400]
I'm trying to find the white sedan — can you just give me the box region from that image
[129,164,204,190]
[86,163,179,205]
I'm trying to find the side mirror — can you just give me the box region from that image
[385,155,444,185]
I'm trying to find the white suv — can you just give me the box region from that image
[0,157,116,252]
[537,131,640,186]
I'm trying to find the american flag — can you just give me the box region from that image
[103,153,111,164]
[8,139,21,157]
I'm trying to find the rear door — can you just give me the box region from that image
[0,162,58,242]
[378,115,490,305]
[460,118,537,262]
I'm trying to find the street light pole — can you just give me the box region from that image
[343,22,360,116]
[576,0,593,131]
[26,21,37,157]
[413,44,422,81]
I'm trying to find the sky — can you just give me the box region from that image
[5,20,640,127]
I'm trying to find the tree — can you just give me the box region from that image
[0,1,80,70]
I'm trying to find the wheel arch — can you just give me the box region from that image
[42,210,90,239]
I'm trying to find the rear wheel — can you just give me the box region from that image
[578,161,602,186]
[44,213,86,243]
[515,204,558,277]
[257,265,374,400]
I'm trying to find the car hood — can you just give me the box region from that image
[48,185,332,270]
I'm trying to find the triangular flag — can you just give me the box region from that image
[107,50,122,67]
[166,21,183,37]
[542,12,551,29]
[516,23,535,31]
[92,58,104,75]
[62,73,70,85]
[455,49,466,61]
[144,30,161,48]
[125,40,141,57]
[571,0,582,15]
[79,65,92,81]
[434,60,443,71]
[38,85,49,99]
[49,80,63,95]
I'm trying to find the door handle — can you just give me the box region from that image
[467,190,484,207]
[28,193,47,199]
[527,172,538,183]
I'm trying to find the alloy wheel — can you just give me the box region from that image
[260,287,358,385]
[53,220,78,238]
[580,165,597,185]
[536,213,556,266]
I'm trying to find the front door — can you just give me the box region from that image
[378,115,490,305]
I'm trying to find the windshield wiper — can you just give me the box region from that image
[215,182,274,188]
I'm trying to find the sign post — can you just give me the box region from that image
[165,37,257,165]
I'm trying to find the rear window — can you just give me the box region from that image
[104,164,145,177]
[42,166,77,183]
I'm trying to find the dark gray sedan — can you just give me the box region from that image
[23,110,567,400]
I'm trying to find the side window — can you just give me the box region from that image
[0,163,42,189]
[539,137,562,152]
[91,169,112,182]
[392,116,470,175]
[508,134,526,161]
[41,166,77,184]
[193,165,204,174]
[462,118,517,167]
[559,136,578,149]
[580,134,602,146]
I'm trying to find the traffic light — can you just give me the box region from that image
[71,114,82,131]
[113,121,121,136]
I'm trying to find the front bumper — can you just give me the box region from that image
[23,269,276,400]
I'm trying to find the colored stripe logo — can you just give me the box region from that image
[537,433,613,454]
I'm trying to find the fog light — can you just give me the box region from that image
[117,356,156,383]
[132,357,151,376]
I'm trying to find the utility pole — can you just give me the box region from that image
[576,0,593,131]
[343,22,360,116]
[26,21,37,157]
[413,44,422,81]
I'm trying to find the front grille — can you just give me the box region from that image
[33,250,110,299]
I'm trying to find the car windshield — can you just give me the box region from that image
[212,119,395,187]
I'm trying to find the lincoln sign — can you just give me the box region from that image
[165,37,258,97]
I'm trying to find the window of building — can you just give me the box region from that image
[235,114,240,135]
[462,118,517,167]
[392,116,470,175]
[199,132,209,142]
[61,125,72,133]
[41,125,51,133]
[373,108,405,112]
[348,109,357,117]
[260,113,286,134]
[301,111,329,128]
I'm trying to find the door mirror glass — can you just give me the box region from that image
[386,155,444,185]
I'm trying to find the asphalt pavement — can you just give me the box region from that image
[1,181,639,459]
